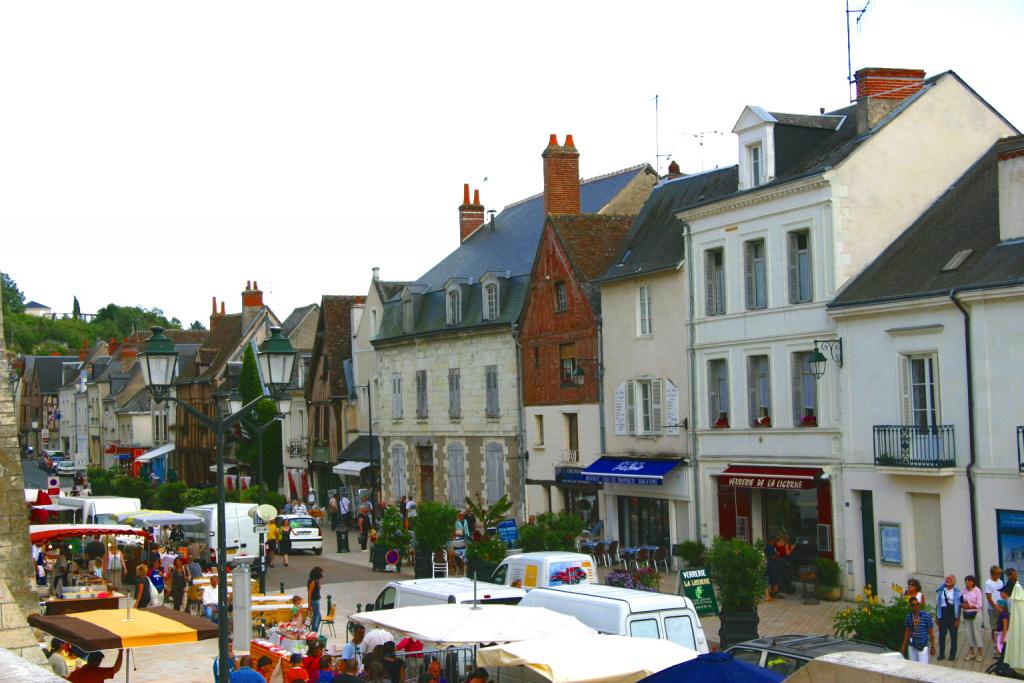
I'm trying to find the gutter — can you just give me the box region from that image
[512,324,528,523]
[829,278,1024,311]
[949,288,980,581]
[683,221,702,544]
[597,317,606,456]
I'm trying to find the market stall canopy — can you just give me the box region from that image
[636,652,783,683]
[209,463,239,472]
[28,606,216,650]
[31,504,78,512]
[333,461,371,476]
[135,443,174,463]
[477,634,698,683]
[116,510,203,526]
[29,524,152,544]
[582,457,681,486]
[349,604,594,647]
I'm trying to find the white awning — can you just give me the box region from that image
[333,461,371,476]
[209,463,239,472]
[136,443,175,462]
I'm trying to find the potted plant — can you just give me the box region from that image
[464,494,512,579]
[519,511,585,553]
[705,536,767,648]
[410,501,459,578]
[672,540,707,568]
[815,558,843,601]
[371,506,408,572]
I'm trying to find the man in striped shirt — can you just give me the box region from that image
[902,596,937,663]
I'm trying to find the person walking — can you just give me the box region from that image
[902,596,936,663]
[307,566,324,633]
[170,557,188,611]
[935,574,962,661]
[105,544,125,590]
[357,507,370,551]
[962,574,984,661]
[279,518,292,567]
[328,493,339,531]
[266,519,280,568]
[339,492,351,528]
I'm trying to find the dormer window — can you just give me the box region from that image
[749,143,763,187]
[484,283,499,320]
[447,289,462,325]
[402,299,414,333]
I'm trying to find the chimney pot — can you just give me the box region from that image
[564,134,575,148]
[246,280,251,290]
[221,302,225,314]
[667,160,682,179]
[463,183,470,205]
[212,296,217,314]
[458,185,485,242]
[473,189,480,204]
[548,133,558,147]
[372,266,380,281]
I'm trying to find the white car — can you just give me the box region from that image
[55,460,78,476]
[282,514,323,555]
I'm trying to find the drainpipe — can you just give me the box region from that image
[512,324,528,522]
[683,221,702,544]
[950,288,980,581]
[596,317,607,456]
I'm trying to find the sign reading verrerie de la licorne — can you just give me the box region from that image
[677,567,719,616]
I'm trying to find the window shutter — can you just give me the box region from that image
[747,358,758,426]
[652,379,664,434]
[625,380,637,435]
[708,363,719,425]
[791,353,803,426]
[704,252,715,314]
[744,242,755,310]
[787,233,799,304]
[899,356,912,424]
[645,286,653,334]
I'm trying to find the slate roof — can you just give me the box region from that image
[308,295,363,400]
[116,387,152,414]
[177,313,244,384]
[599,166,739,283]
[831,139,1024,308]
[281,304,318,338]
[32,356,79,394]
[374,280,410,302]
[338,434,381,463]
[412,165,651,292]
[767,112,844,130]
[25,301,49,309]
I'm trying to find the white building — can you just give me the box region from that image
[830,135,1024,594]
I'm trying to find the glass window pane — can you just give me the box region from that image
[765,653,804,677]
[629,619,660,639]
[664,616,697,650]
[728,648,763,666]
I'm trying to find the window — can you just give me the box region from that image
[747,355,771,427]
[370,308,379,336]
[484,442,505,504]
[447,289,462,325]
[901,354,939,429]
[390,443,407,499]
[448,368,461,419]
[559,343,578,386]
[484,283,499,320]
[788,231,813,303]
[664,615,697,650]
[534,415,544,445]
[764,653,803,677]
[447,442,466,507]
[744,239,767,310]
[729,648,764,667]
[415,370,428,419]
[629,618,660,639]
[704,249,726,316]
[625,379,664,435]
[565,412,579,462]
[485,365,500,417]
[708,359,730,428]
[402,299,414,333]
[792,351,818,426]
[554,281,568,312]
[637,284,653,336]
[533,346,540,369]
[391,373,403,419]
[749,143,763,187]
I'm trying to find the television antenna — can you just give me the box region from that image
[688,130,726,172]
[846,0,873,101]
[653,95,673,175]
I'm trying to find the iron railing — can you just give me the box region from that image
[1017,426,1024,473]
[873,425,956,468]
[562,449,580,464]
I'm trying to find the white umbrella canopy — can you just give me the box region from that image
[362,628,395,653]
[477,634,698,683]
[1005,583,1024,670]
[349,605,595,647]
[116,510,203,526]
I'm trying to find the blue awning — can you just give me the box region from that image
[582,457,681,486]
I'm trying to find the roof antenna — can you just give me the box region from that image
[685,131,725,172]
[846,0,873,102]
[652,95,672,175]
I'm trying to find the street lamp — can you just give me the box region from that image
[809,339,844,381]
[139,326,296,683]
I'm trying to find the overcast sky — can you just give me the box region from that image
[2,1,1021,327]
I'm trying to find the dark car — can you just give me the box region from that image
[725,635,899,677]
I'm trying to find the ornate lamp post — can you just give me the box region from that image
[140,326,295,683]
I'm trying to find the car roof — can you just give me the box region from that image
[730,635,894,658]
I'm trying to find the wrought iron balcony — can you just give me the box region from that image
[562,449,580,464]
[1017,426,1024,473]
[873,425,956,468]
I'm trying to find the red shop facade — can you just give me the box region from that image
[715,465,834,559]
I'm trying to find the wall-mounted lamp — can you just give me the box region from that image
[808,338,843,380]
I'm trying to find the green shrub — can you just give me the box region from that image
[520,512,586,552]
[705,536,767,612]
[87,468,114,495]
[674,540,708,567]
[833,587,912,651]
[377,506,410,555]
[155,482,189,512]
[111,475,153,509]
[816,558,842,588]
[411,501,459,554]
[465,537,507,564]
[180,487,218,509]
[239,485,286,512]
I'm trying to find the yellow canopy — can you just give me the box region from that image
[28,606,217,650]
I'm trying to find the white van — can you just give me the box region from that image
[489,552,598,590]
[183,503,259,564]
[57,496,141,524]
[519,584,709,653]
[371,578,527,611]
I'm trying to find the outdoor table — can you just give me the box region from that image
[252,594,295,603]
[45,591,126,615]
[249,639,297,675]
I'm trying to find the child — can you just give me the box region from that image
[285,653,311,682]
[318,654,334,682]
[995,592,1011,657]
[290,595,307,627]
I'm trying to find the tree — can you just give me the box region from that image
[235,345,283,492]
[72,296,81,320]
[189,320,206,331]
[1,272,25,315]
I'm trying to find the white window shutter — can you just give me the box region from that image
[625,380,637,435]
[652,379,664,434]
[787,233,799,304]
[899,356,912,424]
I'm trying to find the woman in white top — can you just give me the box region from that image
[105,545,125,588]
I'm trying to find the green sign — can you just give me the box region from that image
[678,567,719,616]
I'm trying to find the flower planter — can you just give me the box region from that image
[414,551,435,579]
[718,609,759,649]
[816,585,842,601]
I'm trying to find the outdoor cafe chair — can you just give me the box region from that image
[604,541,619,567]
[633,547,650,571]
[432,550,449,578]
[319,602,337,638]
[650,546,669,571]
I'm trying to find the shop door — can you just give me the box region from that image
[718,484,737,539]
[860,490,877,594]
[418,447,434,502]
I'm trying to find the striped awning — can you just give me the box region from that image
[29,607,217,650]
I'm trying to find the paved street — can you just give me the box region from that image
[21,456,73,490]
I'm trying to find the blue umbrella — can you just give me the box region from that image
[637,651,784,683]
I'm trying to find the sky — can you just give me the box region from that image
[2,0,1021,327]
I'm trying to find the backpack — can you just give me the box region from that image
[987,662,1024,680]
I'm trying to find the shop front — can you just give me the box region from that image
[553,467,601,529]
[715,464,834,559]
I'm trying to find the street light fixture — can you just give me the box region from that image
[139,326,296,683]
[809,338,844,381]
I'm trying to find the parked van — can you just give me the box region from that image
[57,496,141,524]
[489,552,597,589]
[371,578,527,611]
[183,503,259,564]
[519,584,709,653]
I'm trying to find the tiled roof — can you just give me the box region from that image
[374,280,410,302]
[411,165,651,293]
[831,140,1024,308]
[115,387,152,414]
[309,295,363,399]
[600,167,739,283]
[549,214,636,282]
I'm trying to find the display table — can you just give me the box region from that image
[45,591,125,615]
[250,638,298,675]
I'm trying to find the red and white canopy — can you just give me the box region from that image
[29,524,152,544]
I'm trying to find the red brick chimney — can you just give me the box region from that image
[210,296,225,331]
[108,337,120,355]
[78,339,89,361]
[120,337,137,361]
[855,67,926,133]
[459,184,485,242]
[242,280,264,327]
[542,134,581,215]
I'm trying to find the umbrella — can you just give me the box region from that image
[116,510,203,526]
[349,604,595,647]
[477,634,698,683]
[1006,583,1024,670]
[362,628,396,653]
[636,651,783,683]
[29,524,151,544]
[28,606,217,649]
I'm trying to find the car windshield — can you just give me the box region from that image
[288,517,317,528]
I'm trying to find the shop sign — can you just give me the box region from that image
[720,475,812,490]
[497,519,519,548]
[677,567,719,616]
[879,522,902,565]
